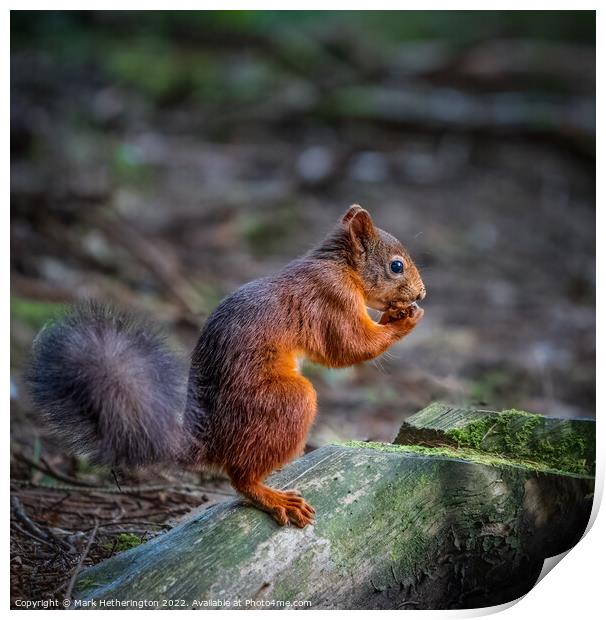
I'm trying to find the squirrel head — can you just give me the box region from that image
[341,205,426,312]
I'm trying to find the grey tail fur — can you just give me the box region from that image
[26,301,190,468]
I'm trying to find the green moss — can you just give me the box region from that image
[312,453,445,582]
[535,435,588,476]
[386,483,438,576]
[446,409,539,450]
[442,409,591,475]
[338,440,588,476]
[105,533,144,553]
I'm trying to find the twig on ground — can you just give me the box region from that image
[11,523,57,549]
[64,519,99,603]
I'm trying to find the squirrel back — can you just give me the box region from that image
[26,301,189,468]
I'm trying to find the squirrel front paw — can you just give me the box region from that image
[380,302,424,325]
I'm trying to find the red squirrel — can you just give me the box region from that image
[27,205,426,528]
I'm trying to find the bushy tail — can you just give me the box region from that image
[26,301,189,468]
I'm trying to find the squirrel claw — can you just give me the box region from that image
[274,491,315,527]
[239,484,315,527]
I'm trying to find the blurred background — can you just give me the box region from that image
[10,10,595,603]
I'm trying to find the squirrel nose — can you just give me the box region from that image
[416,289,426,301]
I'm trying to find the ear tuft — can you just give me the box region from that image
[341,204,363,224]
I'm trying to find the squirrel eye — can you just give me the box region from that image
[390,260,404,275]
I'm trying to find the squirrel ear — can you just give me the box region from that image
[343,206,376,253]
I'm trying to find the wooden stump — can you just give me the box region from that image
[73,404,594,610]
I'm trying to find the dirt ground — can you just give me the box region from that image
[10,11,595,605]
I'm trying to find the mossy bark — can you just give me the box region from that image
[396,403,595,476]
[73,405,594,610]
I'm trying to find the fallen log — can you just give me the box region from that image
[73,404,594,610]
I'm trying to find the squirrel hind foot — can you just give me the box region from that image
[233,481,315,528]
